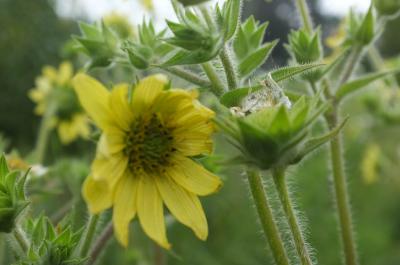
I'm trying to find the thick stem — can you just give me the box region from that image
[273,168,314,265]
[201,62,226,96]
[86,222,114,265]
[295,0,313,34]
[34,102,56,164]
[327,108,358,265]
[162,67,211,87]
[13,227,29,253]
[246,170,290,265]
[79,215,100,258]
[219,46,239,90]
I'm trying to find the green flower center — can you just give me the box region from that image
[125,114,175,174]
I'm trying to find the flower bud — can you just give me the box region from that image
[0,155,29,233]
[373,0,400,16]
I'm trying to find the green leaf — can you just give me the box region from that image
[267,105,291,142]
[78,22,101,40]
[0,154,9,181]
[294,117,349,162]
[356,6,375,45]
[223,0,241,41]
[270,63,325,82]
[336,70,399,100]
[239,40,278,78]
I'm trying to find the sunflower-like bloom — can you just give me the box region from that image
[73,74,222,248]
[29,62,90,144]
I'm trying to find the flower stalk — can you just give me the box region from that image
[295,0,314,34]
[163,66,211,87]
[12,226,29,253]
[86,222,114,265]
[272,167,314,265]
[79,214,100,258]
[34,101,56,164]
[201,62,226,96]
[219,46,239,90]
[246,170,290,265]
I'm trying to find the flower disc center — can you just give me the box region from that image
[125,113,175,174]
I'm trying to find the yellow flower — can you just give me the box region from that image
[73,73,222,248]
[141,0,153,11]
[104,12,135,39]
[29,62,90,144]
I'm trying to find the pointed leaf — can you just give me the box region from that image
[0,154,9,181]
[336,70,399,100]
[270,63,325,82]
[239,40,278,77]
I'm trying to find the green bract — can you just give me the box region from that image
[123,21,173,69]
[176,0,211,6]
[346,7,375,46]
[16,215,84,265]
[73,22,119,68]
[219,96,346,170]
[0,154,29,233]
[233,16,278,79]
[287,28,322,64]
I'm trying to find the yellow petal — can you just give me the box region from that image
[156,175,208,240]
[73,73,114,131]
[102,130,126,155]
[58,121,76,144]
[174,134,213,156]
[169,156,222,196]
[58,61,73,85]
[113,173,139,247]
[109,84,134,131]
[91,154,128,187]
[131,74,168,113]
[82,175,113,214]
[43,66,58,81]
[137,175,170,249]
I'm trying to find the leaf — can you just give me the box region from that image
[356,6,375,45]
[267,105,291,142]
[294,117,349,162]
[336,70,399,100]
[270,63,325,82]
[78,22,101,40]
[239,40,278,77]
[0,154,8,181]
[223,0,241,41]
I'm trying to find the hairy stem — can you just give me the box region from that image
[338,46,362,88]
[220,46,239,90]
[201,62,226,96]
[325,45,364,265]
[86,222,114,265]
[327,107,358,265]
[163,67,211,87]
[13,227,29,253]
[273,167,314,265]
[295,0,313,34]
[247,170,290,265]
[79,214,100,258]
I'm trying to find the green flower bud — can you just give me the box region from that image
[373,0,400,16]
[287,28,323,64]
[0,155,29,233]
[218,93,346,170]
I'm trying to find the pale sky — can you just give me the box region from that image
[55,0,371,26]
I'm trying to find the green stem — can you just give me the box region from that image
[295,0,313,34]
[34,102,56,164]
[201,62,226,96]
[13,227,29,253]
[79,215,100,258]
[86,221,114,265]
[246,170,290,265]
[367,46,398,87]
[219,46,239,90]
[327,107,358,265]
[338,46,363,88]
[273,167,314,265]
[154,243,166,265]
[162,67,211,87]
